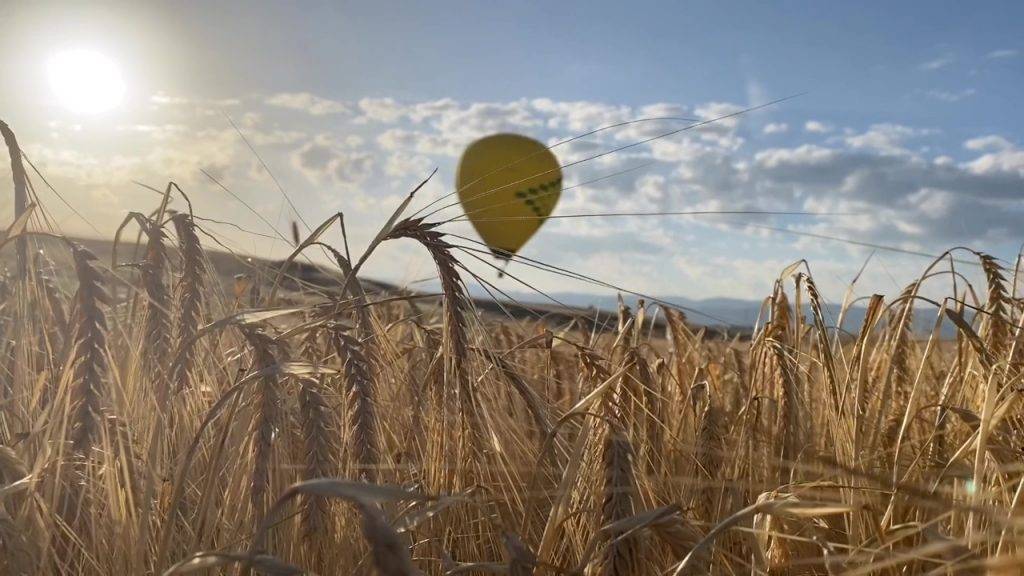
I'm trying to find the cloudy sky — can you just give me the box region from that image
[1,1,1022,307]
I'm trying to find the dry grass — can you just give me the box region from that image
[4,125,1024,576]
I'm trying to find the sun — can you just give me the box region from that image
[47,49,126,114]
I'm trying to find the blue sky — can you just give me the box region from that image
[1,0,1022,304]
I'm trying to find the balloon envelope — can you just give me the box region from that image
[456,133,561,259]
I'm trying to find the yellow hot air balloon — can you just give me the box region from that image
[457,133,561,260]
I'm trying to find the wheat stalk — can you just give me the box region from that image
[331,328,379,482]
[245,330,284,520]
[384,217,483,461]
[67,243,110,456]
[170,213,206,393]
[297,373,337,553]
[595,421,643,576]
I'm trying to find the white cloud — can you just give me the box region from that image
[907,188,955,219]
[926,88,977,102]
[248,129,308,146]
[266,92,349,115]
[747,137,1024,245]
[376,128,460,157]
[433,100,541,143]
[383,151,433,179]
[754,144,838,169]
[355,97,462,124]
[357,97,405,122]
[694,102,744,130]
[844,124,936,155]
[920,55,954,70]
[804,120,833,134]
[987,49,1019,59]
[118,123,188,139]
[362,98,542,150]
[638,102,689,119]
[151,92,190,106]
[964,146,1024,175]
[531,98,632,132]
[964,135,1013,152]
[291,134,373,185]
[408,98,460,123]
[762,122,788,135]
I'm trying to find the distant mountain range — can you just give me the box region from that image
[471,287,957,337]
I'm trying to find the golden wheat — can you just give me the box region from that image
[3,122,1024,575]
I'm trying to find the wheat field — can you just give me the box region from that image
[3,125,1024,575]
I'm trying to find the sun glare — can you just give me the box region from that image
[47,49,126,114]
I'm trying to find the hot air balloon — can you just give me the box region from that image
[456,133,562,264]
